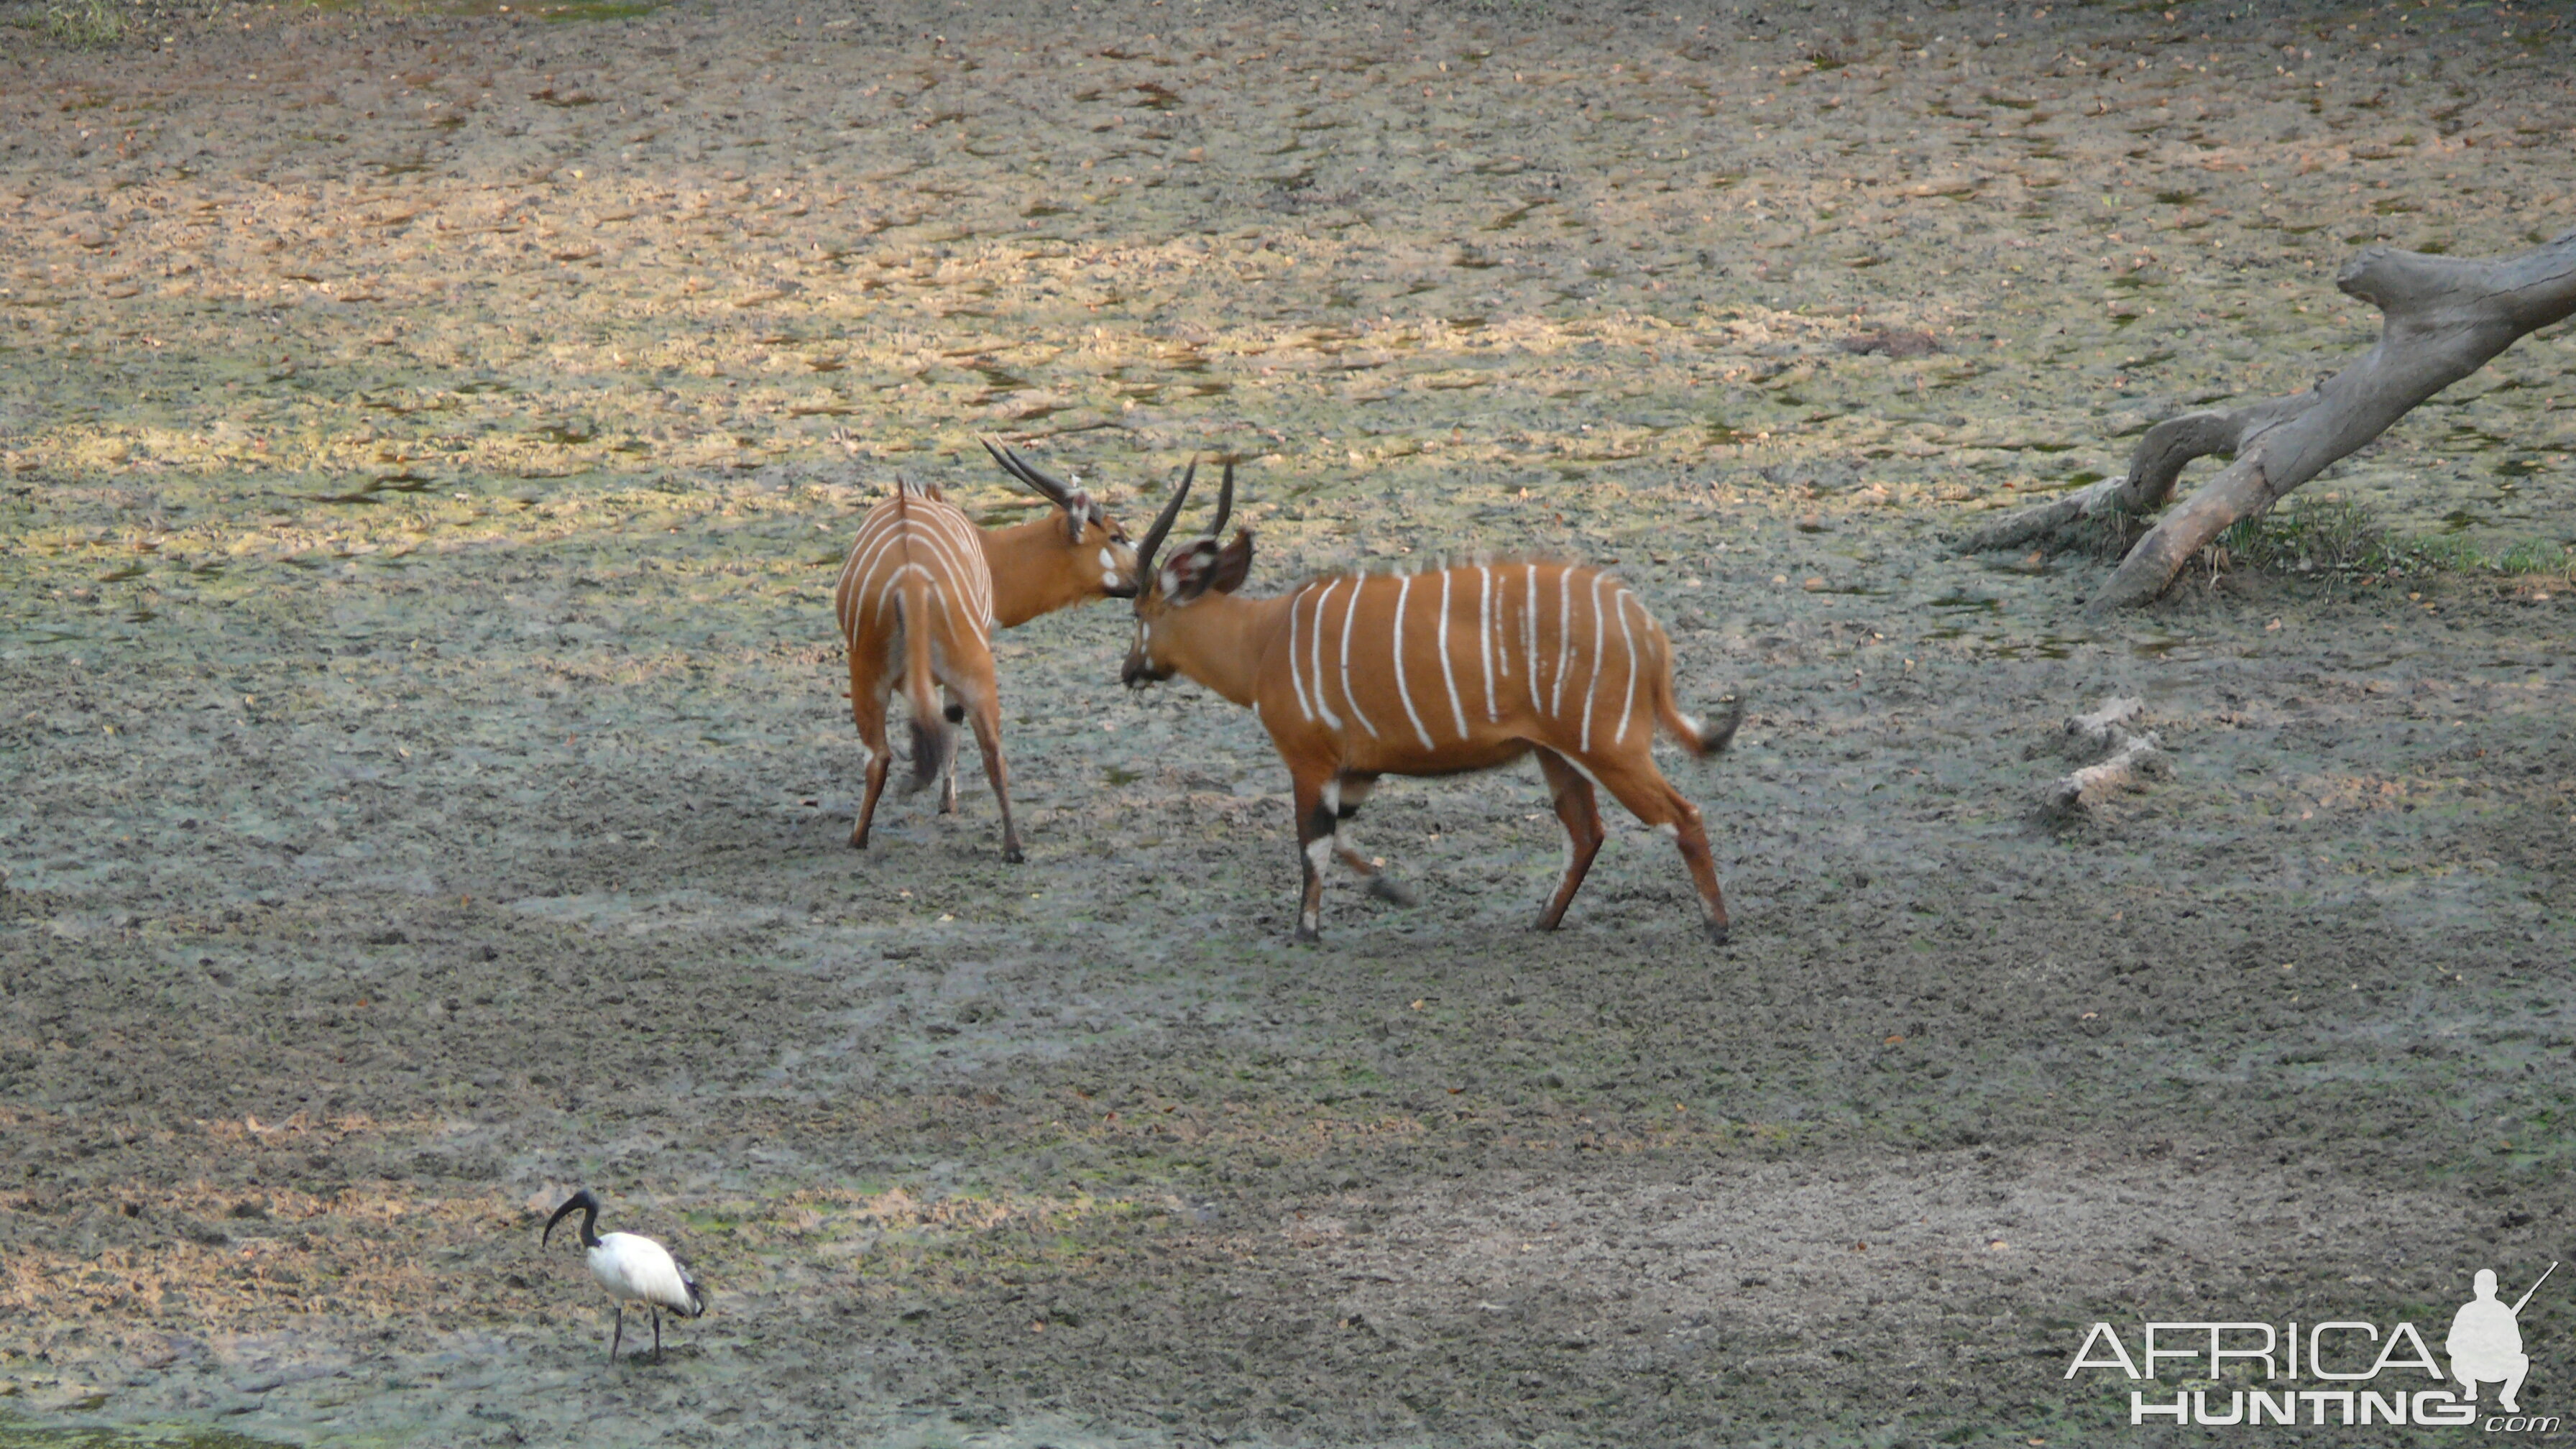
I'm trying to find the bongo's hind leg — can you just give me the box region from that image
[962,685,1023,863]
[1532,749,1606,930]
[850,684,894,850]
[1580,750,1729,944]
[937,686,963,814]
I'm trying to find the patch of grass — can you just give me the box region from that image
[2067,501,2152,562]
[27,0,124,44]
[535,0,656,20]
[0,1412,288,1449]
[2217,494,2575,580]
[2218,494,2386,574]
[2483,537,2576,575]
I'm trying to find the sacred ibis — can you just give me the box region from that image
[542,1189,707,1362]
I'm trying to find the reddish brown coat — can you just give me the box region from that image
[834,445,1137,860]
[1123,464,1739,941]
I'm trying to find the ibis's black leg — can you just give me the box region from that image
[652,1305,665,1363]
[610,1304,625,1361]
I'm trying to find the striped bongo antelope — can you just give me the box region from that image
[1120,461,1743,942]
[834,439,1139,862]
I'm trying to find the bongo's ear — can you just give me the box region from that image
[1208,529,1254,594]
[1161,538,1225,603]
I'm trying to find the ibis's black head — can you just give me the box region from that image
[544,1188,604,1250]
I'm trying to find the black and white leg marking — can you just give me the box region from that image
[1322,776,1412,905]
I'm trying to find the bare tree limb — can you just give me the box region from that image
[2042,731,2167,819]
[2039,697,2167,819]
[1955,398,2315,555]
[1961,228,2576,611]
[2061,696,2143,753]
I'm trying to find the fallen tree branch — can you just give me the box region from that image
[1957,398,2312,555]
[2061,696,2143,755]
[2043,734,2167,817]
[1961,227,2576,612]
[2040,696,2167,819]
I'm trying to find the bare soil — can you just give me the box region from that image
[3,0,2574,1444]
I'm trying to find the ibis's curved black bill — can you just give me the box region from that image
[545,1188,604,1249]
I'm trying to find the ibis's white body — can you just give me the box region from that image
[545,1190,705,1361]
[587,1231,703,1317]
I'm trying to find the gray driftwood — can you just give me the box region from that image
[1964,228,2576,614]
[2041,697,2166,819]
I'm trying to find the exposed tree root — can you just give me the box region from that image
[1963,229,2576,613]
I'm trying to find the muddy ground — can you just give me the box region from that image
[3,0,2575,1443]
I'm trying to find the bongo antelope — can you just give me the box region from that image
[834,440,1138,861]
[1121,461,1742,942]
[543,1189,707,1363]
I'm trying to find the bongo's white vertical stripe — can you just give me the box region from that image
[1522,564,1542,715]
[837,496,994,648]
[1389,574,1435,750]
[1285,581,1315,722]
[1579,574,1611,754]
[1476,564,1499,720]
[1550,567,1577,718]
[1335,578,1379,738]
[1611,589,1642,745]
[855,493,985,621]
[1308,579,1343,730]
[1435,569,1468,740]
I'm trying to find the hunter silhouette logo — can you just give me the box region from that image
[2450,1263,2553,1414]
[2064,1261,2559,1430]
